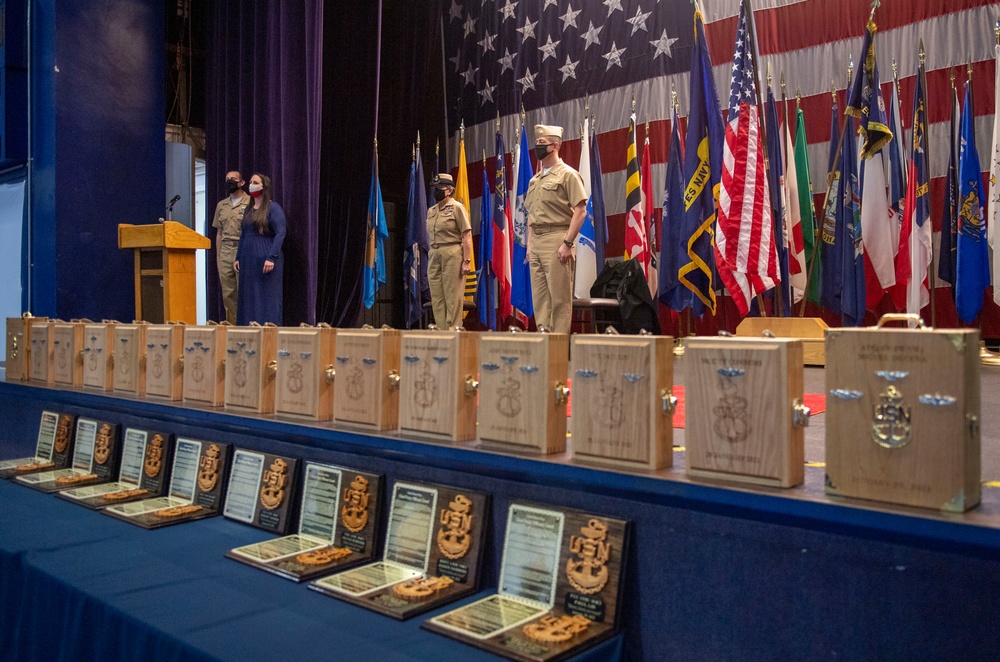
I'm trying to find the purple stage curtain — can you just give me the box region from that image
[205,1,322,325]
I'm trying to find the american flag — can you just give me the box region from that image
[444,0,1000,332]
[714,0,777,317]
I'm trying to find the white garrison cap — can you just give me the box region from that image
[534,124,564,140]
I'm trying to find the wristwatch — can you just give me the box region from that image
[562,238,574,248]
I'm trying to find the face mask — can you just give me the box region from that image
[226,180,240,194]
[248,183,263,198]
[433,189,447,203]
[534,144,552,160]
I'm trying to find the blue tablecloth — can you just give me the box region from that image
[0,480,621,662]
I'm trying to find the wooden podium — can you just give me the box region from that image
[118,222,210,324]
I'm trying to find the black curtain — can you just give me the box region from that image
[205,1,323,325]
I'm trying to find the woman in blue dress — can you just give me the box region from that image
[234,173,286,325]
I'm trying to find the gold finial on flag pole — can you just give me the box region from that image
[766,62,772,89]
[436,138,440,161]
[919,40,925,67]
[967,57,973,80]
[496,111,501,133]
[412,143,415,161]
[780,72,786,97]
[460,119,465,141]
[631,94,636,115]
[994,17,999,46]
[831,79,836,103]
[796,89,801,110]
[892,58,898,84]
[482,149,487,167]
[848,56,854,88]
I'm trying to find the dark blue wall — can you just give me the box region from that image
[28,0,164,319]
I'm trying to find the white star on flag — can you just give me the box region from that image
[580,22,602,50]
[499,0,517,23]
[479,33,496,52]
[649,29,677,59]
[479,80,496,104]
[462,63,479,86]
[463,14,476,38]
[603,0,623,16]
[603,41,626,70]
[449,49,463,71]
[449,0,463,23]
[498,48,517,74]
[517,17,538,42]
[558,55,579,82]
[626,6,651,36]
[543,0,559,9]
[517,67,537,91]
[560,6,581,31]
[539,35,561,61]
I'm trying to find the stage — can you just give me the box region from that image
[2,362,1000,660]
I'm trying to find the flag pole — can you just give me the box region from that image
[741,0,768,317]
[919,41,937,327]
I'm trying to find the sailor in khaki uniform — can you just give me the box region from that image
[213,170,251,324]
[426,173,473,329]
[525,125,588,333]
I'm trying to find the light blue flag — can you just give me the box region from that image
[363,156,388,309]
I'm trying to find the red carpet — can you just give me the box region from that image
[565,381,826,428]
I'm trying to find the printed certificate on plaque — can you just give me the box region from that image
[312,481,489,620]
[15,418,113,493]
[226,463,384,582]
[425,502,629,662]
[223,450,266,524]
[0,410,61,479]
[103,438,230,529]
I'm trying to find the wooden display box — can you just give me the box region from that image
[684,337,807,488]
[28,321,54,384]
[398,330,479,442]
[51,321,86,388]
[182,325,228,407]
[736,317,829,367]
[825,323,981,512]
[145,324,185,400]
[82,322,116,391]
[275,326,336,421]
[224,326,278,414]
[333,328,400,431]
[477,332,569,454]
[113,323,148,396]
[569,335,675,470]
[6,315,48,381]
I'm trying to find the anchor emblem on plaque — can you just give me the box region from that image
[144,434,164,478]
[94,424,112,465]
[287,355,304,394]
[197,444,221,492]
[345,366,364,401]
[232,342,248,389]
[414,361,438,409]
[437,494,474,560]
[712,366,750,443]
[595,382,624,429]
[871,385,912,449]
[54,416,71,453]
[496,356,522,418]
[259,458,288,510]
[191,354,205,383]
[341,475,370,532]
[566,518,612,595]
[87,335,99,372]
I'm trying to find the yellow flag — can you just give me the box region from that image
[455,136,478,302]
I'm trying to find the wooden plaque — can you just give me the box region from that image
[113,323,147,396]
[222,449,299,534]
[15,419,121,493]
[182,325,227,406]
[0,411,76,479]
[425,502,629,662]
[825,325,981,512]
[82,323,116,391]
[398,330,479,442]
[311,481,489,620]
[225,464,384,582]
[6,316,48,381]
[145,324,185,400]
[333,328,401,431]
[51,321,86,387]
[569,335,675,470]
[274,326,336,421]
[224,326,278,414]
[477,333,569,454]
[684,337,806,488]
[28,322,54,384]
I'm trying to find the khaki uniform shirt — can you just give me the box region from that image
[212,192,251,241]
[524,160,587,229]
[426,199,471,246]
